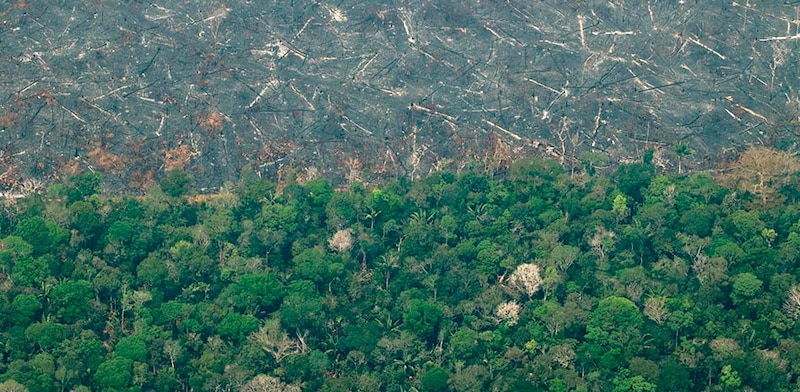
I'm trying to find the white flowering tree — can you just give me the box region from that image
[508,263,542,299]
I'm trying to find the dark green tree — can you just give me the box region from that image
[56,330,106,388]
[612,152,655,204]
[585,296,644,363]
[217,312,259,343]
[68,201,104,246]
[611,370,656,392]
[159,169,194,197]
[404,299,445,344]
[420,366,449,392]
[217,273,284,315]
[10,294,42,325]
[11,254,50,287]
[136,251,175,292]
[279,280,326,331]
[93,357,134,391]
[49,280,94,324]
[24,321,65,352]
[13,217,68,257]
[113,336,149,363]
[731,273,763,305]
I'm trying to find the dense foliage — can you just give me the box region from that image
[3,154,800,392]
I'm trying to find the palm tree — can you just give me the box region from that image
[674,142,692,174]
[378,251,400,289]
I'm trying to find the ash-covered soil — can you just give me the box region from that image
[1,0,799,192]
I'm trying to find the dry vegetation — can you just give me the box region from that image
[164,145,194,172]
[195,110,224,132]
[87,146,126,172]
[328,228,354,253]
[721,146,800,205]
[0,113,17,128]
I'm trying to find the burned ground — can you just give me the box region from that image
[1,0,798,192]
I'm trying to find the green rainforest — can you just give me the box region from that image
[4,148,800,392]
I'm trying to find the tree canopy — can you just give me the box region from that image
[1,150,800,391]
